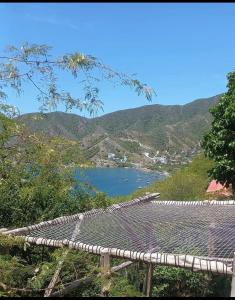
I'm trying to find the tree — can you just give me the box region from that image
[202,71,235,194]
[0,43,156,297]
[0,43,155,118]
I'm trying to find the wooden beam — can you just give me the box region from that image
[44,215,84,297]
[49,276,94,297]
[49,260,134,297]
[44,249,70,297]
[111,261,133,273]
[5,232,232,276]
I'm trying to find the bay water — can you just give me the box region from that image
[75,167,166,197]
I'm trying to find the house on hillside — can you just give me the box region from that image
[108,153,116,160]
[120,155,128,163]
[154,155,168,164]
[206,180,232,197]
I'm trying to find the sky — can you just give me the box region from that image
[1,3,235,117]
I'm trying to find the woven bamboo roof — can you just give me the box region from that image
[3,193,235,275]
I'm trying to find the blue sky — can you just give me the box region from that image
[1,3,235,117]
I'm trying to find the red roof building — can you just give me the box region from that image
[206,180,232,197]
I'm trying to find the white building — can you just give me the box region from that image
[108,153,116,160]
[154,156,168,164]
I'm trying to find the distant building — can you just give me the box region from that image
[143,152,149,158]
[206,180,232,197]
[108,153,116,160]
[154,156,168,164]
[120,155,128,163]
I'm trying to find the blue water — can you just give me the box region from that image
[75,167,166,197]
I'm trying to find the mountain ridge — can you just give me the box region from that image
[17,94,222,168]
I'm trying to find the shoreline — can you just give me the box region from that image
[123,166,169,177]
[82,163,169,177]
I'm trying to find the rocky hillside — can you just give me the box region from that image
[17,94,221,169]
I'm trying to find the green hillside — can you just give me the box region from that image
[17,94,221,168]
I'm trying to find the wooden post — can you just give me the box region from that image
[231,252,235,297]
[100,249,111,297]
[146,263,154,297]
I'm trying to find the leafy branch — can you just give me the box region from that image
[0,43,156,117]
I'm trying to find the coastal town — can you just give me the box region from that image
[94,143,202,172]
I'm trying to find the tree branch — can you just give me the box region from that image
[26,73,48,96]
[0,56,58,65]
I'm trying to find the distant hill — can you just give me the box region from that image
[17,94,221,168]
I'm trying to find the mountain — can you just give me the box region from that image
[17,94,221,168]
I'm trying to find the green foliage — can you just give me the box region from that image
[28,249,99,291]
[119,140,141,154]
[152,266,231,297]
[153,266,209,297]
[202,71,235,193]
[109,277,143,297]
[0,234,25,249]
[0,114,104,227]
[84,145,100,160]
[0,255,34,297]
[0,114,112,297]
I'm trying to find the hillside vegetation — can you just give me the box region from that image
[0,117,231,297]
[17,95,221,168]
[134,154,215,200]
